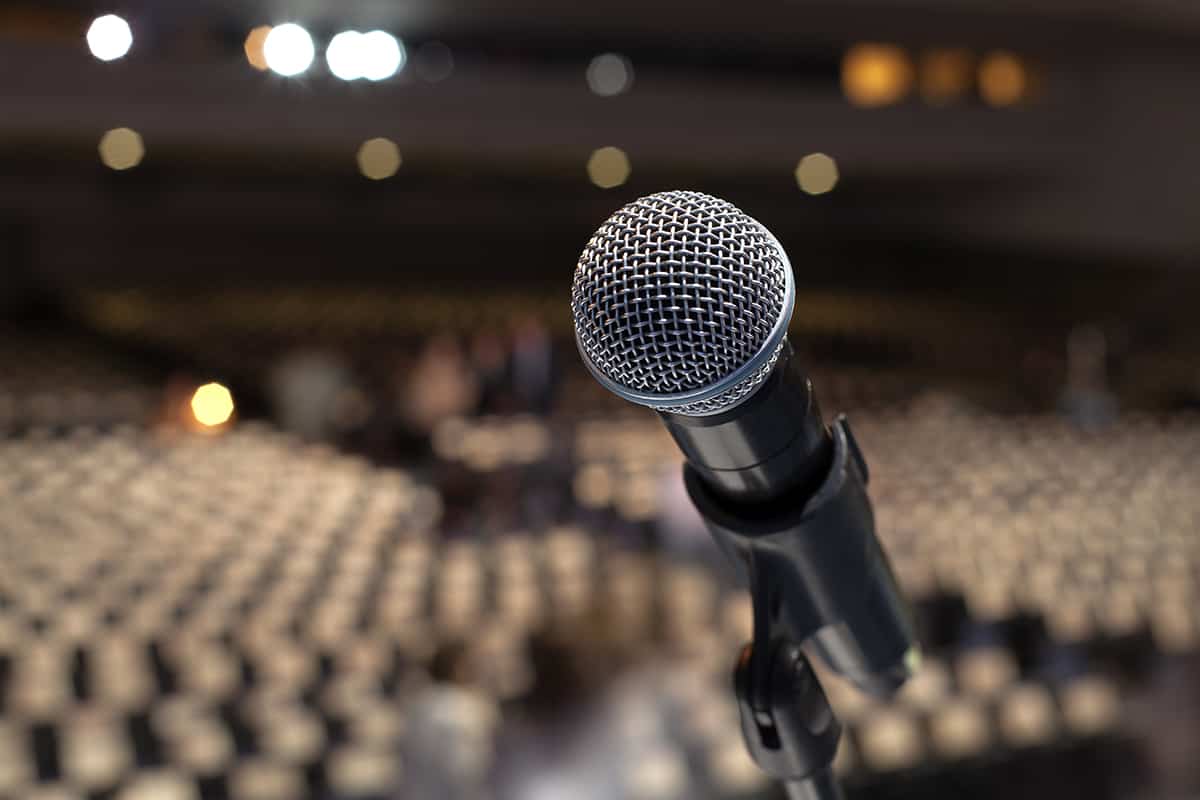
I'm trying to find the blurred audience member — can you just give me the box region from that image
[270,350,364,440]
[1060,325,1117,430]
[512,316,556,413]
[472,330,511,414]
[404,335,479,434]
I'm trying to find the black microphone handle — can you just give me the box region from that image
[658,340,832,507]
[687,417,917,696]
[660,339,918,696]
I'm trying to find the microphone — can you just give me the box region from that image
[571,190,918,696]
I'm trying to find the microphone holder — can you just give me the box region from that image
[683,416,918,800]
[733,639,844,800]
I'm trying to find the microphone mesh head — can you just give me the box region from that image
[571,190,793,415]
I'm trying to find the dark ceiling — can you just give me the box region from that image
[3,0,1200,292]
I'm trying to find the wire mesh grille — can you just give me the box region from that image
[571,191,788,405]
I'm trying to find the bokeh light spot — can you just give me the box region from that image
[191,383,235,427]
[361,31,405,81]
[919,48,973,105]
[979,51,1028,107]
[795,153,839,195]
[244,25,272,71]
[98,127,144,171]
[842,43,913,107]
[263,23,315,77]
[326,31,364,80]
[587,53,633,97]
[86,14,132,61]
[357,138,402,180]
[587,147,631,189]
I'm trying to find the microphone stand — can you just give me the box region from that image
[683,416,917,800]
[732,637,845,800]
[792,772,849,800]
[787,772,845,800]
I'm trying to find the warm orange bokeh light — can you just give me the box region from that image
[244,25,272,71]
[191,383,235,427]
[843,43,913,108]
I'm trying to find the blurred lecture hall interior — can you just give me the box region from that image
[3,0,1200,799]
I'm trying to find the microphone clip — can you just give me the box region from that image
[684,416,919,792]
[733,638,842,794]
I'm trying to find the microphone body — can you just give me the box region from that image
[659,341,829,506]
[571,191,918,790]
[661,341,915,694]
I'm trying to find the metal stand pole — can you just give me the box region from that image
[786,769,846,800]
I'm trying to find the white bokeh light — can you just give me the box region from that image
[586,53,633,96]
[86,14,133,62]
[263,23,315,77]
[326,31,364,80]
[361,30,405,81]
